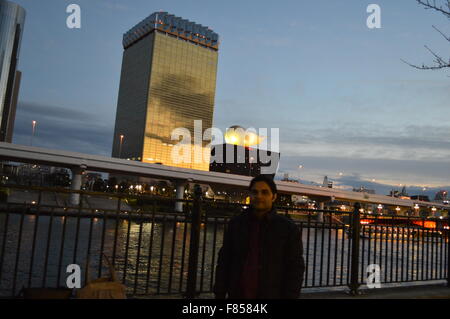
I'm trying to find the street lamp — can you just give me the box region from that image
[414,204,420,216]
[31,120,37,146]
[377,204,383,214]
[119,135,124,158]
[431,207,437,217]
[298,165,304,181]
[420,187,427,202]
[395,206,401,215]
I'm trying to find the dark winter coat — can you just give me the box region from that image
[213,206,305,299]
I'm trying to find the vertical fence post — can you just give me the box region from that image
[349,202,361,295]
[37,189,42,207]
[185,184,202,299]
[447,210,450,288]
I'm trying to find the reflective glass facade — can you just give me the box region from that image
[112,13,218,171]
[0,0,25,142]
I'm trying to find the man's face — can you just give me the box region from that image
[250,181,277,213]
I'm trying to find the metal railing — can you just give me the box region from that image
[0,184,448,298]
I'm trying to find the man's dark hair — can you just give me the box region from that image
[249,174,277,194]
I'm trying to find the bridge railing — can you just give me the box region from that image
[0,184,448,298]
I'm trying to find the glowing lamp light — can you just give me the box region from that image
[228,134,239,145]
[224,126,265,147]
[413,220,436,229]
[245,134,256,145]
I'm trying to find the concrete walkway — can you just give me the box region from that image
[140,282,450,299]
[299,282,450,299]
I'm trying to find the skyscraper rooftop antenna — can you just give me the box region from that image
[155,9,163,28]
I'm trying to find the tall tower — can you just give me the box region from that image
[0,0,26,142]
[112,12,219,171]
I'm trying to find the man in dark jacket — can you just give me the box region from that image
[214,175,305,299]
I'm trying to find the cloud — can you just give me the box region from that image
[278,122,450,161]
[213,96,450,187]
[13,101,113,156]
[276,165,449,200]
[102,1,131,12]
[16,101,98,123]
[277,154,450,189]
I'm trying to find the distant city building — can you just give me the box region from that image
[353,186,376,194]
[281,173,299,183]
[397,186,410,199]
[0,0,25,142]
[323,176,333,188]
[389,189,400,197]
[434,190,448,202]
[399,186,408,196]
[410,195,430,202]
[209,126,280,177]
[388,187,408,198]
[209,143,280,178]
[112,12,219,171]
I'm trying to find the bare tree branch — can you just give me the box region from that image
[401,58,449,70]
[424,45,448,65]
[417,0,450,18]
[404,1,450,72]
[432,25,450,41]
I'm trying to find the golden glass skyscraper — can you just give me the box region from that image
[0,0,26,142]
[112,12,219,171]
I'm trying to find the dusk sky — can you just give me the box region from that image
[10,0,450,197]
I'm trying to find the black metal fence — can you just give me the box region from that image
[0,185,448,298]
